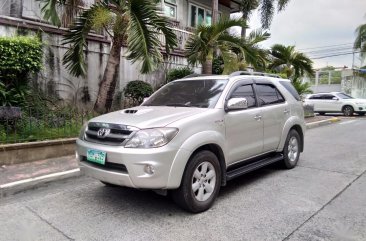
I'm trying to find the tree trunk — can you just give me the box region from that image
[93,38,123,114]
[202,59,213,74]
[212,0,218,24]
[241,27,247,38]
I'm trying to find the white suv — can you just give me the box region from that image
[304,92,366,116]
[76,72,306,213]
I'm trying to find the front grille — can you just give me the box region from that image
[84,122,136,145]
[81,157,128,173]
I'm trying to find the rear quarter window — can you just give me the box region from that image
[279,81,301,101]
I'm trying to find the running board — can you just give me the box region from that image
[226,154,284,181]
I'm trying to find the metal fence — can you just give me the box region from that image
[0,107,95,144]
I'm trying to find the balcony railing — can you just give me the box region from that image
[159,27,193,51]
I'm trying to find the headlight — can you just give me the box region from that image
[79,123,88,140]
[125,128,178,148]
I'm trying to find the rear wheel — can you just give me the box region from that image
[282,130,301,169]
[343,106,354,116]
[172,150,221,213]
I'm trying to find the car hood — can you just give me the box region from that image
[88,106,209,129]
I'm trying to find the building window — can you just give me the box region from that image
[164,0,177,19]
[189,3,213,27]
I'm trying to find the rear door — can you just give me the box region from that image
[255,82,288,152]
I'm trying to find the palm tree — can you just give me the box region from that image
[185,17,247,74]
[269,44,314,79]
[40,0,177,113]
[239,0,290,38]
[354,22,366,60]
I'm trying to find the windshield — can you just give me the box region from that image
[142,79,228,108]
[336,93,354,99]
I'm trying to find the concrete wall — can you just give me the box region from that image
[310,84,342,93]
[0,138,76,165]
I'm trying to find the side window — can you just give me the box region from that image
[322,94,334,100]
[256,84,285,106]
[230,84,256,108]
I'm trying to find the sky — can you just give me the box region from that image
[233,0,366,69]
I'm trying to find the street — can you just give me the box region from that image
[1,118,366,241]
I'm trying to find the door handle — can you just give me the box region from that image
[284,109,290,114]
[254,115,262,121]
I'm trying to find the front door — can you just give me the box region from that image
[225,84,263,165]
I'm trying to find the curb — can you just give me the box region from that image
[306,117,341,129]
[0,168,81,198]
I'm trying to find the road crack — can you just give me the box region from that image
[25,205,74,241]
[282,168,366,241]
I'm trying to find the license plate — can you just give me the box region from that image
[86,149,106,165]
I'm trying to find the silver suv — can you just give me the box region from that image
[76,71,306,213]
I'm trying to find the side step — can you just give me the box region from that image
[226,154,284,181]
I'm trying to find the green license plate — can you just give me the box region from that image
[86,149,106,165]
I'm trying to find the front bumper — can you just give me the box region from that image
[76,139,189,189]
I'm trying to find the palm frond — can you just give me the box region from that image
[127,0,176,73]
[62,2,109,77]
[39,0,67,26]
[277,0,291,11]
[260,0,274,29]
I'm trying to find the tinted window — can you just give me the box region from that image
[309,94,321,99]
[279,81,300,101]
[256,84,285,106]
[322,94,335,100]
[143,79,227,108]
[230,84,256,108]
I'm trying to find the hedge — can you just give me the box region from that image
[0,36,43,82]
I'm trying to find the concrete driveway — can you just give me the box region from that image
[1,118,365,241]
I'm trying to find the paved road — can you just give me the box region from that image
[1,118,366,241]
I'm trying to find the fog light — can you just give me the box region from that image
[144,164,155,175]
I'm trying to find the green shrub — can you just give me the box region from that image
[0,36,43,107]
[124,80,153,105]
[212,56,224,75]
[0,36,42,82]
[166,67,193,83]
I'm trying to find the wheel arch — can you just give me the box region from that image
[289,125,304,152]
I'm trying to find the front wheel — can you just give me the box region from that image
[282,130,301,169]
[172,150,221,213]
[343,106,354,116]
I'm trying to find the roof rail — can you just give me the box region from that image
[183,74,219,78]
[229,71,281,78]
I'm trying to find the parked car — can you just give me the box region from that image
[76,72,306,213]
[304,92,366,116]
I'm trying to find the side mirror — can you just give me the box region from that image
[332,97,339,101]
[226,97,248,111]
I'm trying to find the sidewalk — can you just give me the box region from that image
[0,115,341,198]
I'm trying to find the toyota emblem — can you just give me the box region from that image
[97,128,111,138]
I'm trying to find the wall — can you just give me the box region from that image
[0,0,203,104]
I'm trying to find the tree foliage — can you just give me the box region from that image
[124,80,153,104]
[166,67,194,83]
[354,22,366,59]
[269,44,314,79]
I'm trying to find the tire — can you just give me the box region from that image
[172,150,221,213]
[282,129,301,169]
[343,106,354,116]
[101,181,119,187]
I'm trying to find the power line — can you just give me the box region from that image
[310,51,362,59]
[298,43,354,51]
